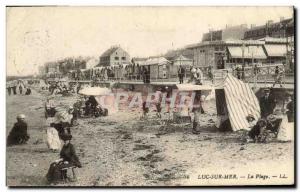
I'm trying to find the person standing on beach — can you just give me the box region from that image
[7,82,12,96]
[18,83,23,94]
[191,91,204,134]
[12,80,17,95]
[286,94,294,122]
[259,88,276,118]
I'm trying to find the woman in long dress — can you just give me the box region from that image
[277,95,294,142]
[46,127,61,151]
[277,115,294,142]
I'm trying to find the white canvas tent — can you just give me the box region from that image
[215,74,260,131]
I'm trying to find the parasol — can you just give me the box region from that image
[176,83,214,91]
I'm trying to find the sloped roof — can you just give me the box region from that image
[86,58,99,68]
[100,47,120,57]
[164,49,194,60]
[173,55,193,61]
[132,57,148,61]
[141,57,171,66]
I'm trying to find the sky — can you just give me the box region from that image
[6,6,293,76]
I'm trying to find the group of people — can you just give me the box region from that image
[177,66,206,85]
[48,81,70,95]
[45,105,82,183]
[235,64,285,88]
[7,104,82,183]
[6,80,31,96]
[246,88,294,143]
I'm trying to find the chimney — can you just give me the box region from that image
[267,20,273,25]
[250,24,256,29]
[241,24,247,28]
[280,17,285,22]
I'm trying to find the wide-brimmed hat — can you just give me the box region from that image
[267,114,277,122]
[60,134,72,141]
[17,114,26,119]
[257,119,267,127]
[246,114,255,121]
[264,88,270,92]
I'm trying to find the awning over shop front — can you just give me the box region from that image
[264,44,286,57]
[227,46,267,59]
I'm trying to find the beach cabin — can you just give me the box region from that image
[141,57,171,79]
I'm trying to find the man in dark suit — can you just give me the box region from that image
[178,65,185,84]
[286,94,294,122]
[259,89,276,118]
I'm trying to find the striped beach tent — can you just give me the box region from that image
[216,74,261,131]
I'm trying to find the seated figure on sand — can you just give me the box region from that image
[7,114,30,146]
[46,134,82,183]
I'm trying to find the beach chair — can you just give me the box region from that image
[60,165,77,183]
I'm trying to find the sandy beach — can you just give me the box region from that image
[6,88,294,186]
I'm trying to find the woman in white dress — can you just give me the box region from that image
[46,126,61,151]
[277,95,294,142]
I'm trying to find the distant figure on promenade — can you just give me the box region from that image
[142,67,146,83]
[189,67,197,83]
[207,66,214,83]
[195,68,203,85]
[236,66,242,80]
[178,65,185,84]
[272,66,284,88]
[7,114,30,146]
[241,65,245,80]
[259,88,276,118]
[253,64,260,86]
[143,67,150,84]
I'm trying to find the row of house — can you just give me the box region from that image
[40,17,294,79]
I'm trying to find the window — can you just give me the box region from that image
[122,57,126,60]
[115,57,119,60]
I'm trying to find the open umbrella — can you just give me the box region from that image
[79,87,111,96]
[176,83,214,91]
